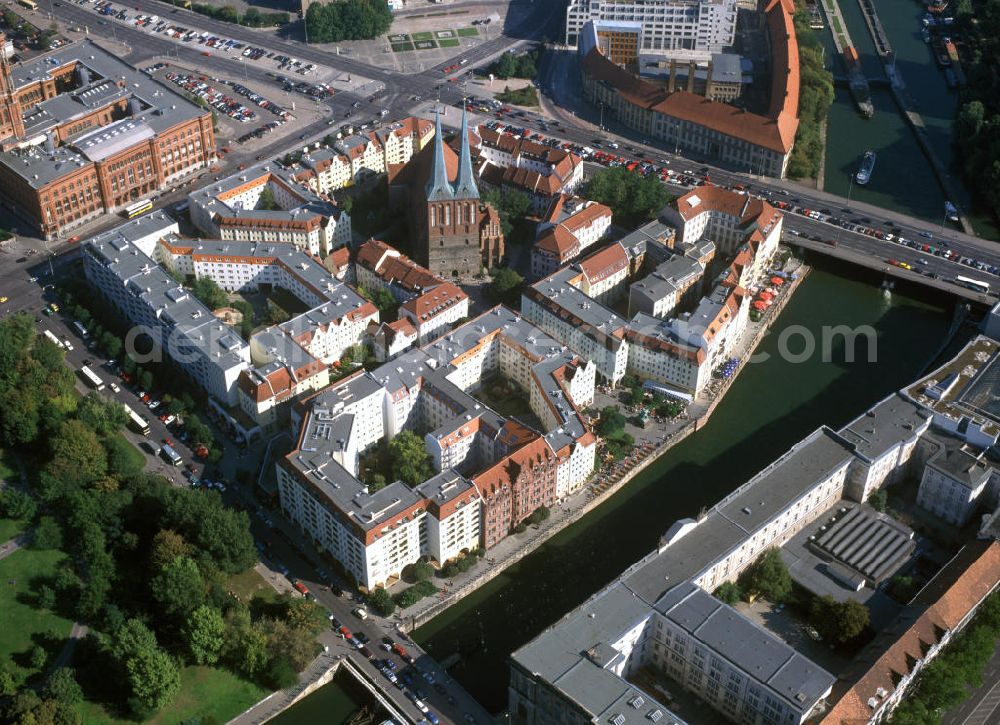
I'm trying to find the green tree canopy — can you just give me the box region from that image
[586,167,671,227]
[489,268,524,306]
[387,430,433,486]
[152,556,205,622]
[368,587,396,617]
[742,548,792,602]
[305,0,393,43]
[46,419,108,489]
[810,595,870,643]
[125,646,181,715]
[184,605,226,665]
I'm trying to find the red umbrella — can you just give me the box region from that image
[759,291,774,301]
[753,301,767,310]
[770,276,785,285]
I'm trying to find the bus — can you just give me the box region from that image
[17,0,38,10]
[956,275,990,294]
[161,444,183,467]
[123,403,151,436]
[43,329,66,350]
[79,365,105,391]
[72,320,89,339]
[124,199,153,219]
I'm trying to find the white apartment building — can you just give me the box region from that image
[565,0,739,55]
[533,196,614,279]
[277,307,597,588]
[83,215,251,405]
[662,187,783,263]
[916,438,992,526]
[356,239,470,345]
[188,162,351,257]
[293,117,435,194]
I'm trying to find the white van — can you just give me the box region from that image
[352,607,368,620]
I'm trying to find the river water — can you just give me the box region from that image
[821,0,998,236]
[277,260,960,721]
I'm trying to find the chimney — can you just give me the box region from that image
[668,59,677,93]
[687,61,697,93]
[705,60,714,99]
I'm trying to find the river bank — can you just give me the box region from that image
[412,259,960,714]
[392,260,811,633]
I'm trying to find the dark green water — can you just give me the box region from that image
[820,0,997,234]
[269,668,388,725]
[412,260,958,714]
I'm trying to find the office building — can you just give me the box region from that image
[0,35,215,239]
[565,0,739,61]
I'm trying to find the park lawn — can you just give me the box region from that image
[476,376,535,418]
[76,666,268,725]
[439,38,460,48]
[0,517,27,542]
[392,42,415,52]
[415,40,438,50]
[410,31,434,41]
[112,432,146,472]
[228,566,279,605]
[457,27,479,37]
[0,548,75,688]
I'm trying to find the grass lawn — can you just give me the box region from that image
[112,432,146,472]
[391,42,415,52]
[77,666,267,725]
[410,31,434,41]
[0,548,75,688]
[476,376,535,418]
[388,33,409,42]
[434,29,455,39]
[228,566,279,605]
[497,85,539,107]
[0,518,27,542]
[457,27,479,37]
[414,39,438,50]
[439,38,460,48]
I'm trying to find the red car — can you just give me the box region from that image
[338,625,352,638]
[162,437,173,446]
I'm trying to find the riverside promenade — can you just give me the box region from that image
[396,261,812,632]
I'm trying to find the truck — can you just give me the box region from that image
[161,444,183,467]
[142,440,161,456]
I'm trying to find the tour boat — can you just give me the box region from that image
[856,151,876,185]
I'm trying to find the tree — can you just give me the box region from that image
[46,419,108,489]
[32,516,63,550]
[0,489,37,520]
[597,406,626,439]
[742,548,792,602]
[152,556,205,622]
[184,605,226,665]
[387,430,432,486]
[810,595,870,643]
[76,394,127,436]
[368,472,387,492]
[104,435,144,479]
[190,276,229,310]
[126,647,181,714]
[586,167,671,227]
[30,645,48,670]
[149,529,192,571]
[224,620,270,679]
[44,668,83,705]
[489,267,524,306]
[868,488,888,512]
[101,332,123,359]
[368,587,396,617]
[0,668,14,697]
[305,0,393,43]
[256,185,281,211]
[412,561,435,582]
[715,582,743,605]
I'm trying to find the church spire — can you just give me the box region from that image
[453,104,480,200]
[426,109,454,201]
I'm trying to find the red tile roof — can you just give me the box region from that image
[823,541,1000,725]
[401,281,467,322]
[473,437,554,498]
[578,242,628,284]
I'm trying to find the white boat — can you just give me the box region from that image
[856,150,876,185]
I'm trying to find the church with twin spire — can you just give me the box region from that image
[388,107,504,278]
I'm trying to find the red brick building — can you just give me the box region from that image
[388,109,504,278]
[473,437,558,549]
[0,35,215,239]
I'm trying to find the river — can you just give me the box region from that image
[821,0,997,237]
[276,260,961,721]
[411,258,961,714]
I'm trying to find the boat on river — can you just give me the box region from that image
[856,150,876,185]
[843,46,874,119]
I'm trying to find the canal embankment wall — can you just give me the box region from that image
[401,265,812,632]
